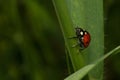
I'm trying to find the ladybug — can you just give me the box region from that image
[72,27,91,49]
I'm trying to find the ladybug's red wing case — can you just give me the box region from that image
[82,31,91,48]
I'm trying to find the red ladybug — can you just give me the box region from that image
[71,27,91,49]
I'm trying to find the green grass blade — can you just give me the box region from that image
[64,46,120,80]
[53,0,104,79]
[68,0,104,79]
[52,0,85,71]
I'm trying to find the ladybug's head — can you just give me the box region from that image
[75,27,84,37]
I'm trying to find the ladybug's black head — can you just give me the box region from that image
[75,27,84,37]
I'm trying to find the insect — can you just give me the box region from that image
[71,27,91,49]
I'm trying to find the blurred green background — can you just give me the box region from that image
[104,0,120,80]
[0,0,120,80]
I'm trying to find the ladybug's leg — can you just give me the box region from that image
[68,36,77,39]
[72,41,84,49]
[72,43,79,47]
[72,40,81,47]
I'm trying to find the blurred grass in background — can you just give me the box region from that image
[0,0,120,80]
[104,0,120,80]
[0,0,66,80]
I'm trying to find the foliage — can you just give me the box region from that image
[0,0,120,80]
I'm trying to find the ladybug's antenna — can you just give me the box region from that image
[75,26,83,30]
[75,26,79,29]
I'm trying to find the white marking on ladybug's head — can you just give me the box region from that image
[80,31,83,36]
[85,31,87,35]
